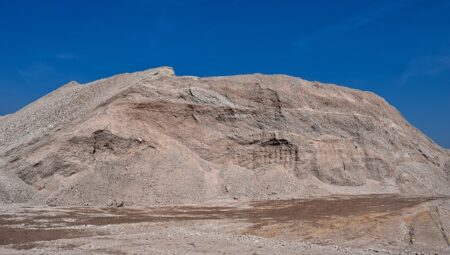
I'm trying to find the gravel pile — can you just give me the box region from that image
[0,66,448,206]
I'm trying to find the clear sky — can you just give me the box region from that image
[0,0,449,148]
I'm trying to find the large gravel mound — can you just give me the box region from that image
[0,67,448,206]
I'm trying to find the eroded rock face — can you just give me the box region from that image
[0,67,448,206]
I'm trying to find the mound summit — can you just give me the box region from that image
[0,67,449,206]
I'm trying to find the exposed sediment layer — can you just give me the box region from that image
[0,67,448,206]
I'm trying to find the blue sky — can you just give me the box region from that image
[0,0,449,147]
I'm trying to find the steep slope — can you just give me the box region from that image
[0,67,448,206]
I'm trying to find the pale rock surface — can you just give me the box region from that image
[0,66,448,206]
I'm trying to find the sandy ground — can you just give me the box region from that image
[0,195,449,255]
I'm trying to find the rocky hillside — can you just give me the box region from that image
[0,67,448,206]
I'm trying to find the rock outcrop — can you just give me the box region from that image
[0,67,448,206]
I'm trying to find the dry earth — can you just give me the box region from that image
[0,67,449,254]
[0,195,449,254]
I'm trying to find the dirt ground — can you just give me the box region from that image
[0,195,449,254]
